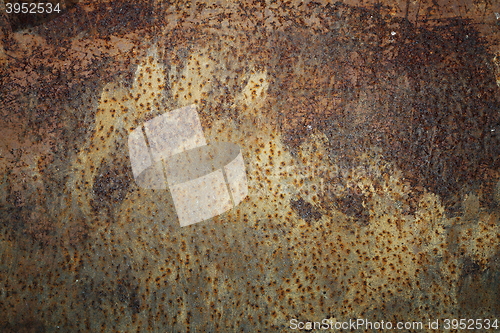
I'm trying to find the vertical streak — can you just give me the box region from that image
[141,125,168,187]
[141,125,154,163]
[222,168,235,207]
[415,0,422,26]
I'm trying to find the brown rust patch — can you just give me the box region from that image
[290,197,322,223]
[267,4,499,214]
[91,158,131,215]
[1,0,500,331]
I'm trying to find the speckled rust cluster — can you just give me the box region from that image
[1,0,500,332]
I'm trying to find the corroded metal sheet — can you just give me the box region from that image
[1,0,500,331]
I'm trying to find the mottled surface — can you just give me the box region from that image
[1,0,500,332]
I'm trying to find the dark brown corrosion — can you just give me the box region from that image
[267,4,499,215]
[0,0,500,332]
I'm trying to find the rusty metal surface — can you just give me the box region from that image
[1,0,500,331]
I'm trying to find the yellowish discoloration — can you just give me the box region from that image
[169,46,217,106]
[494,53,500,88]
[59,38,500,327]
[1,1,499,331]
[238,71,269,110]
[69,46,166,215]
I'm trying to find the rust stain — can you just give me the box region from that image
[1,0,500,331]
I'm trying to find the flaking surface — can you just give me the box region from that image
[1,0,500,331]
